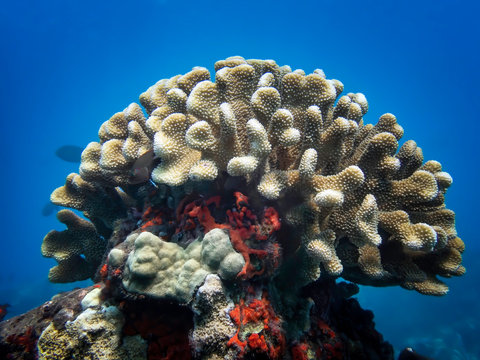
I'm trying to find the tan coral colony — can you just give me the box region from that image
[44,56,465,297]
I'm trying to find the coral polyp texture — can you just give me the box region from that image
[28,56,464,359]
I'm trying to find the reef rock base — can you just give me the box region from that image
[0,279,395,360]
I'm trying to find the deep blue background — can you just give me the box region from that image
[1,0,479,357]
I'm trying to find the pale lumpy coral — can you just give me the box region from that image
[190,274,238,360]
[45,56,464,299]
[121,229,245,303]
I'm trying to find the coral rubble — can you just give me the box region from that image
[3,56,464,359]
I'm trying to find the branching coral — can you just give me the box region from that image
[46,56,465,291]
[40,56,465,359]
[42,209,106,282]
[129,57,464,295]
[50,173,128,236]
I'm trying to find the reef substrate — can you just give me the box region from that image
[0,279,395,360]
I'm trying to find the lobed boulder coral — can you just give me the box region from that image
[36,56,464,359]
[121,229,245,303]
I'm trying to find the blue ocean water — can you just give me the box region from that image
[1,0,478,357]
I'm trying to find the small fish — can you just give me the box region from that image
[42,202,59,217]
[0,303,10,321]
[129,150,160,185]
[55,145,83,163]
[398,348,431,360]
